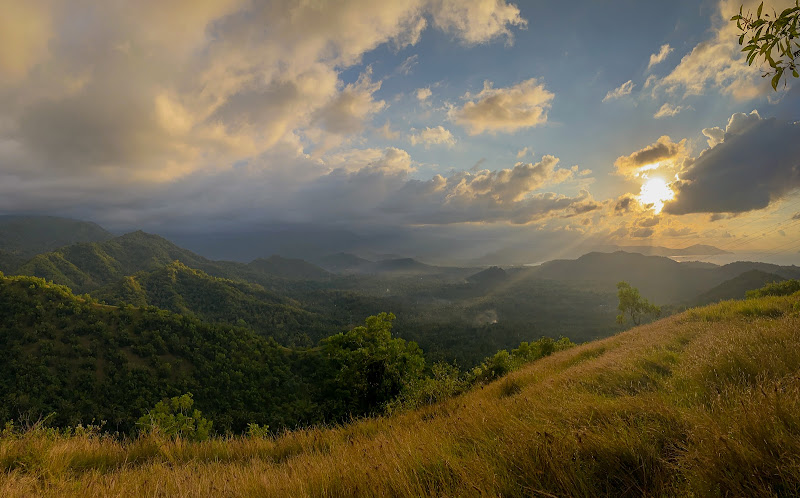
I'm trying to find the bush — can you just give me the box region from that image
[136,393,212,441]
[746,279,800,298]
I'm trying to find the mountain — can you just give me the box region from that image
[247,255,331,281]
[15,231,218,292]
[466,266,508,287]
[713,261,800,281]
[92,261,334,345]
[8,290,800,496]
[0,215,112,257]
[617,243,730,257]
[317,252,374,273]
[692,269,786,305]
[528,251,716,304]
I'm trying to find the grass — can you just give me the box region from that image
[2,294,800,496]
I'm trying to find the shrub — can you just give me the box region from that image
[136,393,212,441]
[746,279,800,298]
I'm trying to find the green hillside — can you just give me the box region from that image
[92,261,335,345]
[3,289,799,496]
[0,215,112,258]
[0,250,24,274]
[692,269,785,305]
[15,231,220,292]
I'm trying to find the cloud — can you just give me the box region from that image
[416,87,432,101]
[516,147,530,158]
[603,80,635,102]
[398,54,419,75]
[651,0,791,100]
[0,0,528,191]
[314,70,386,135]
[636,216,660,228]
[409,126,456,147]
[0,2,52,81]
[377,121,400,140]
[631,227,655,238]
[664,111,800,214]
[614,136,687,177]
[289,154,589,226]
[450,78,554,135]
[662,226,695,237]
[429,0,527,45]
[647,44,673,70]
[653,103,691,119]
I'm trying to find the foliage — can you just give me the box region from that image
[746,278,800,298]
[732,1,800,89]
[136,394,212,441]
[616,281,661,326]
[3,293,800,496]
[321,312,426,418]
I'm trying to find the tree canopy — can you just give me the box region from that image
[616,281,661,326]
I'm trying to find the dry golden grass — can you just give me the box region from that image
[3,295,800,497]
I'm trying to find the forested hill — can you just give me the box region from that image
[0,273,428,433]
[15,231,216,292]
[0,216,113,273]
[91,261,336,346]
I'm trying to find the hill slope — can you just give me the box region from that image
[92,261,335,345]
[692,269,785,305]
[4,291,799,496]
[15,231,219,292]
[0,215,113,258]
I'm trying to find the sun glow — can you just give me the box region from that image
[638,177,674,214]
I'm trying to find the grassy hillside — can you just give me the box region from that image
[3,292,799,496]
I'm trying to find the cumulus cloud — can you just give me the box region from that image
[647,44,673,70]
[603,80,635,102]
[429,0,527,45]
[450,78,554,135]
[652,0,793,99]
[664,111,800,214]
[516,147,530,158]
[314,70,386,135]
[613,136,687,177]
[654,103,691,119]
[416,87,432,101]
[0,0,528,192]
[409,126,456,147]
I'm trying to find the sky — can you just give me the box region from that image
[1,0,800,263]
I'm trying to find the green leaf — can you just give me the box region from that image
[772,70,782,90]
[757,2,764,19]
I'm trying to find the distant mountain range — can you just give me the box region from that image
[612,244,731,257]
[525,251,800,305]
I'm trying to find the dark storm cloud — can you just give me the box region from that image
[664,112,800,215]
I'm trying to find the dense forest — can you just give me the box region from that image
[2,218,796,436]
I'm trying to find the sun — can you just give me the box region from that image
[638,177,674,214]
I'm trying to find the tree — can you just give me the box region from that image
[616,281,661,326]
[321,312,425,417]
[136,393,213,441]
[732,1,800,89]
